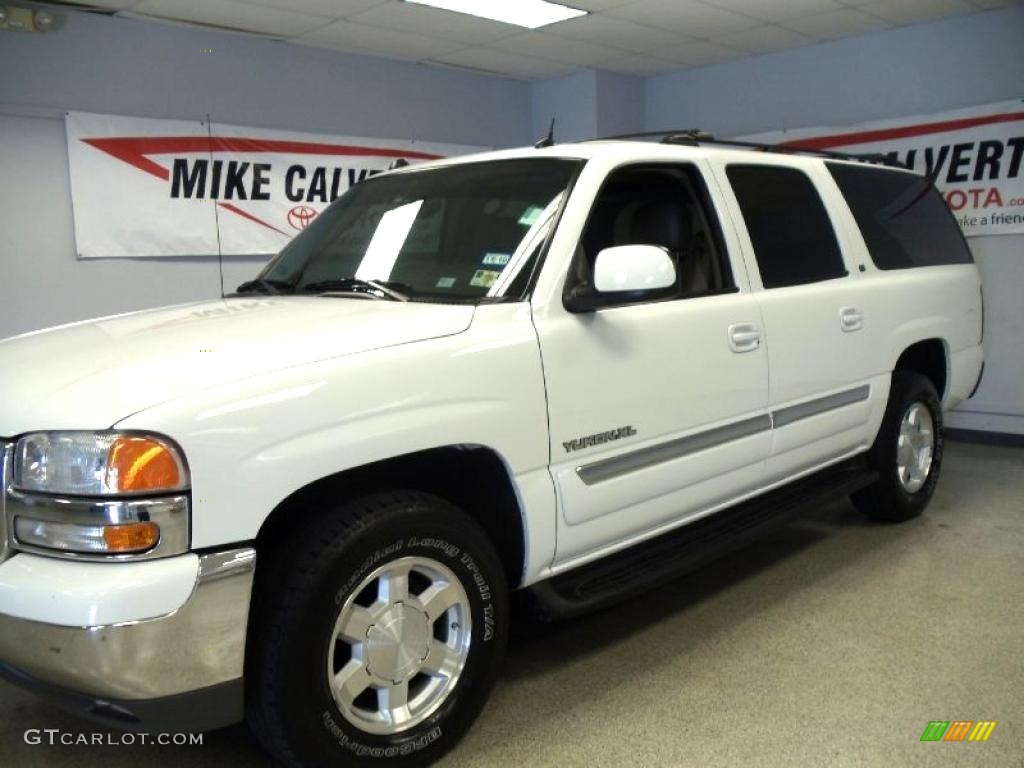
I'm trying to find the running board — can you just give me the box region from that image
[524,459,878,621]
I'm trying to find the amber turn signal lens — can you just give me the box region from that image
[101,522,161,553]
[106,436,184,493]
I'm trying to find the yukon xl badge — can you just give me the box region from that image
[563,426,637,453]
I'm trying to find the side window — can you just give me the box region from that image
[826,162,973,269]
[726,164,846,289]
[571,164,734,304]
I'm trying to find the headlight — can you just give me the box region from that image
[13,432,188,496]
[7,431,189,559]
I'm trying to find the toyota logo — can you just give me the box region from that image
[287,205,319,230]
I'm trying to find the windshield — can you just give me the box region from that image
[251,158,583,302]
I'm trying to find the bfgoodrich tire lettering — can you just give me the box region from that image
[247,491,508,768]
[852,371,944,522]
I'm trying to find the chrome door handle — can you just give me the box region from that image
[728,323,761,353]
[840,307,864,332]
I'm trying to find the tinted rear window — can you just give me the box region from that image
[726,165,846,289]
[826,163,972,269]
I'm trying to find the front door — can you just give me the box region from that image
[533,160,771,566]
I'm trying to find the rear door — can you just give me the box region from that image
[711,160,886,482]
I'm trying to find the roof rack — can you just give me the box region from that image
[586,129,905,168]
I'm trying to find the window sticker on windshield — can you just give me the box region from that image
[469,269,501,288]
[518,205,544,227]
[482,252,510,267]
[435,276,456,288]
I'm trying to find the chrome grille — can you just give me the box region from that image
[0,441,9,564]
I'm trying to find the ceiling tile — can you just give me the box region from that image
[854,0,979,24]
[546,13,686,52]
[701,0,843,21]
[431,47,577,78]
[130,0,331,36]
[108,0,998,79]
[712,24,812,52]
[780,8,889,39]
[489,31,618,66]
[653,38,744,66]
[291,35,403,60]
[77,0,143,9]
[564,0,633,9]
[968,0,1023,8]
[347,1,521,44]
[606,0,762,37]
[602,53,680,76]
[298,19,467,59]
[234,0,386,18]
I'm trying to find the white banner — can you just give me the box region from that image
[741,99,1024,237]
[65,111,488,258]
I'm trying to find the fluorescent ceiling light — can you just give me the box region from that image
[403,0,588,29]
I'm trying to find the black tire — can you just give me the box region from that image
[247,491,508,768]
[852,370,944,522]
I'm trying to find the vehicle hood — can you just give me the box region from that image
[0,297,474,435]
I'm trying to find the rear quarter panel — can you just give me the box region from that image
[815,165,983,410]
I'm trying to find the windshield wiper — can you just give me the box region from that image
[233,278,294,295]
[299,278,411,302]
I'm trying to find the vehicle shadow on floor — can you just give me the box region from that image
[502,497,905,682]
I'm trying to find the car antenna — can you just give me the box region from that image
[535,118,556,149]
[206,112,225,299]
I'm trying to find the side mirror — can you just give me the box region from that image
[593,245,676,292]
[563,245,676,313]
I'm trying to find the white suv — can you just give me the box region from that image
[0,135,984,767]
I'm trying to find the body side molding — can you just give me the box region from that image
[771,384,870,429]
[577,414,771,486]
[575,384,871,485]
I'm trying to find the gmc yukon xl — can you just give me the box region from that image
[0,135,984,767]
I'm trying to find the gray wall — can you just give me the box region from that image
[646,6,1024,138]
[4,9,530,145]
[0,10,531,339]
[531,70,601,143]
[530,69,644,143]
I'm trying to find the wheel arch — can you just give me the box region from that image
[893,338,948,401]
[252,444,527,589]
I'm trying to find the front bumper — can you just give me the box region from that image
[0,547,255,732]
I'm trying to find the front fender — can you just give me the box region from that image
[114,304,551,551]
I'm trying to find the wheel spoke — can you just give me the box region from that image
[379,565,410,604]
[336,605,373,643]
[418,581,461,622]
[421,640,459,678]
[897,435,914,467]
[379,681,411,726]
[332,659,371,706]
[916,447,933,478]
